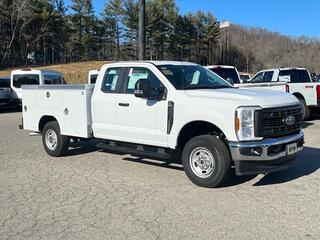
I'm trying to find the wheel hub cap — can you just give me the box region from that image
[189,147,215,178]
[45,129,58,151]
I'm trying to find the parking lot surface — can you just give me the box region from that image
[0,110,319,240]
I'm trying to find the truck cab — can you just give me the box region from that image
[21,61,304,188]
[10,69,65,102]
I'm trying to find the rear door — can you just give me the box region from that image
[91,67,126,139]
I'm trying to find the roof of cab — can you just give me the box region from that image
[11,69,63,75]
[104,61,198,67]
[206,65,236,69]
[259,67,308,72]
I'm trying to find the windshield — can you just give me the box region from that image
[208,68,240,84]
[44,74,64,84]
[156,64,232,90]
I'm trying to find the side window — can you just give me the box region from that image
[251,72,264,83]
[13,74,40,88]
[101,68,122,93]
[125,67,164,96]
[278,70,292,82]
[262,71,273,82]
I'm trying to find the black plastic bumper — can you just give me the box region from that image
[234,155,297,176]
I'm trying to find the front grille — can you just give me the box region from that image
[255,105,303,138]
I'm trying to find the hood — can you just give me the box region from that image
[185,88,300,108]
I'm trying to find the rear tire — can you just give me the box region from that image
[182,135,231,188]
[299,98,310,120]
[42,121,70,157]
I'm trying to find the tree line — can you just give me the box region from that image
[0,0,319,73]
[0,0,224,69]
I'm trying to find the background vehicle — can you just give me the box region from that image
[0,77,15,107]
[206,65,242,84]
[21,61,304,188]
[239,73,251,83]
[10,69,65,103]
[240,67,320,120]
[88,69,99,84]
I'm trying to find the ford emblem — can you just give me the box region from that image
[285,115,295,126]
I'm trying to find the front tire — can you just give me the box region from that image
[42,121,70,157]
[299,98,310,120]
[182,135,231,188]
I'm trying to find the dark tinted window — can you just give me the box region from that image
[278,69,311,83]
[13,74,39,88]
[157,65,232,90]
[263,71,274,82]
[44,74,63,84]
[208,68,240,84]
[0,78,10,88]
[240,75,250,81]
[90,74,98,84]
[101,68,122,93]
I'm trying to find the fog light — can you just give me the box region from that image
[240,147,263,156]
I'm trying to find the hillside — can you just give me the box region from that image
[0,61,107,84]
[228,25,320,73]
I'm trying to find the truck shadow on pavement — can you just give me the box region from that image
[119,146,319,188]
[252,146,320,186]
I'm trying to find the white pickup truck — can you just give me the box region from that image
[10,68,65,103]
[21,61,304,188]
[240,68,320,120]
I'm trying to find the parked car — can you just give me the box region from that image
[206,65,243,84]
[239,73,251,83]
[21,61,304,188]
[10,69,65,103]
[240,67,320,120]
[88,69,99,84]
[0,77,16,107]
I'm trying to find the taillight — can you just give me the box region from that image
[285,84,290,92]
[317,85,320,99]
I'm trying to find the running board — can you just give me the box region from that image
[96,141,174,159]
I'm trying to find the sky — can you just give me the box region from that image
[65,0,320,38]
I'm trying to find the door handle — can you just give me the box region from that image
[118,103,129,107]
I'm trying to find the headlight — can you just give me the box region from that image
[235,106,262,141]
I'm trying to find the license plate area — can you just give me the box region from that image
[286,143,298,156]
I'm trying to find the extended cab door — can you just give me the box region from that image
[91,67,126,139]
[116,67,169,147]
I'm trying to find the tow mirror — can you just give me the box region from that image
[134,79,151,99]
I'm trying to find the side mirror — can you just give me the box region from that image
[134,79,151,99]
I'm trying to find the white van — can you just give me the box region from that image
[10,69,65,102]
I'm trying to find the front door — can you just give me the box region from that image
[116,67,168,147]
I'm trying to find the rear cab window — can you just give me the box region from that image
[90,74,98,84]
[278,69,311,83]
[208,67,240,84]
[13,74,40,88]
[101,68,124,93]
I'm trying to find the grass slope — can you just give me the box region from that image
[0,61,108,84]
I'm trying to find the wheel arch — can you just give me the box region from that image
[292,92,305,101]
[177,120,227,150]
[38,115,58,132]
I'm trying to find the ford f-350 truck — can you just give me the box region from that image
[21,61,304,188]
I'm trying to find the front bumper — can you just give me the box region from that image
[229,131,304,175]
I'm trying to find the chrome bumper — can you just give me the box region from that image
[228,131,304,162]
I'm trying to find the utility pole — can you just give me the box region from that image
[138,0,145,60]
